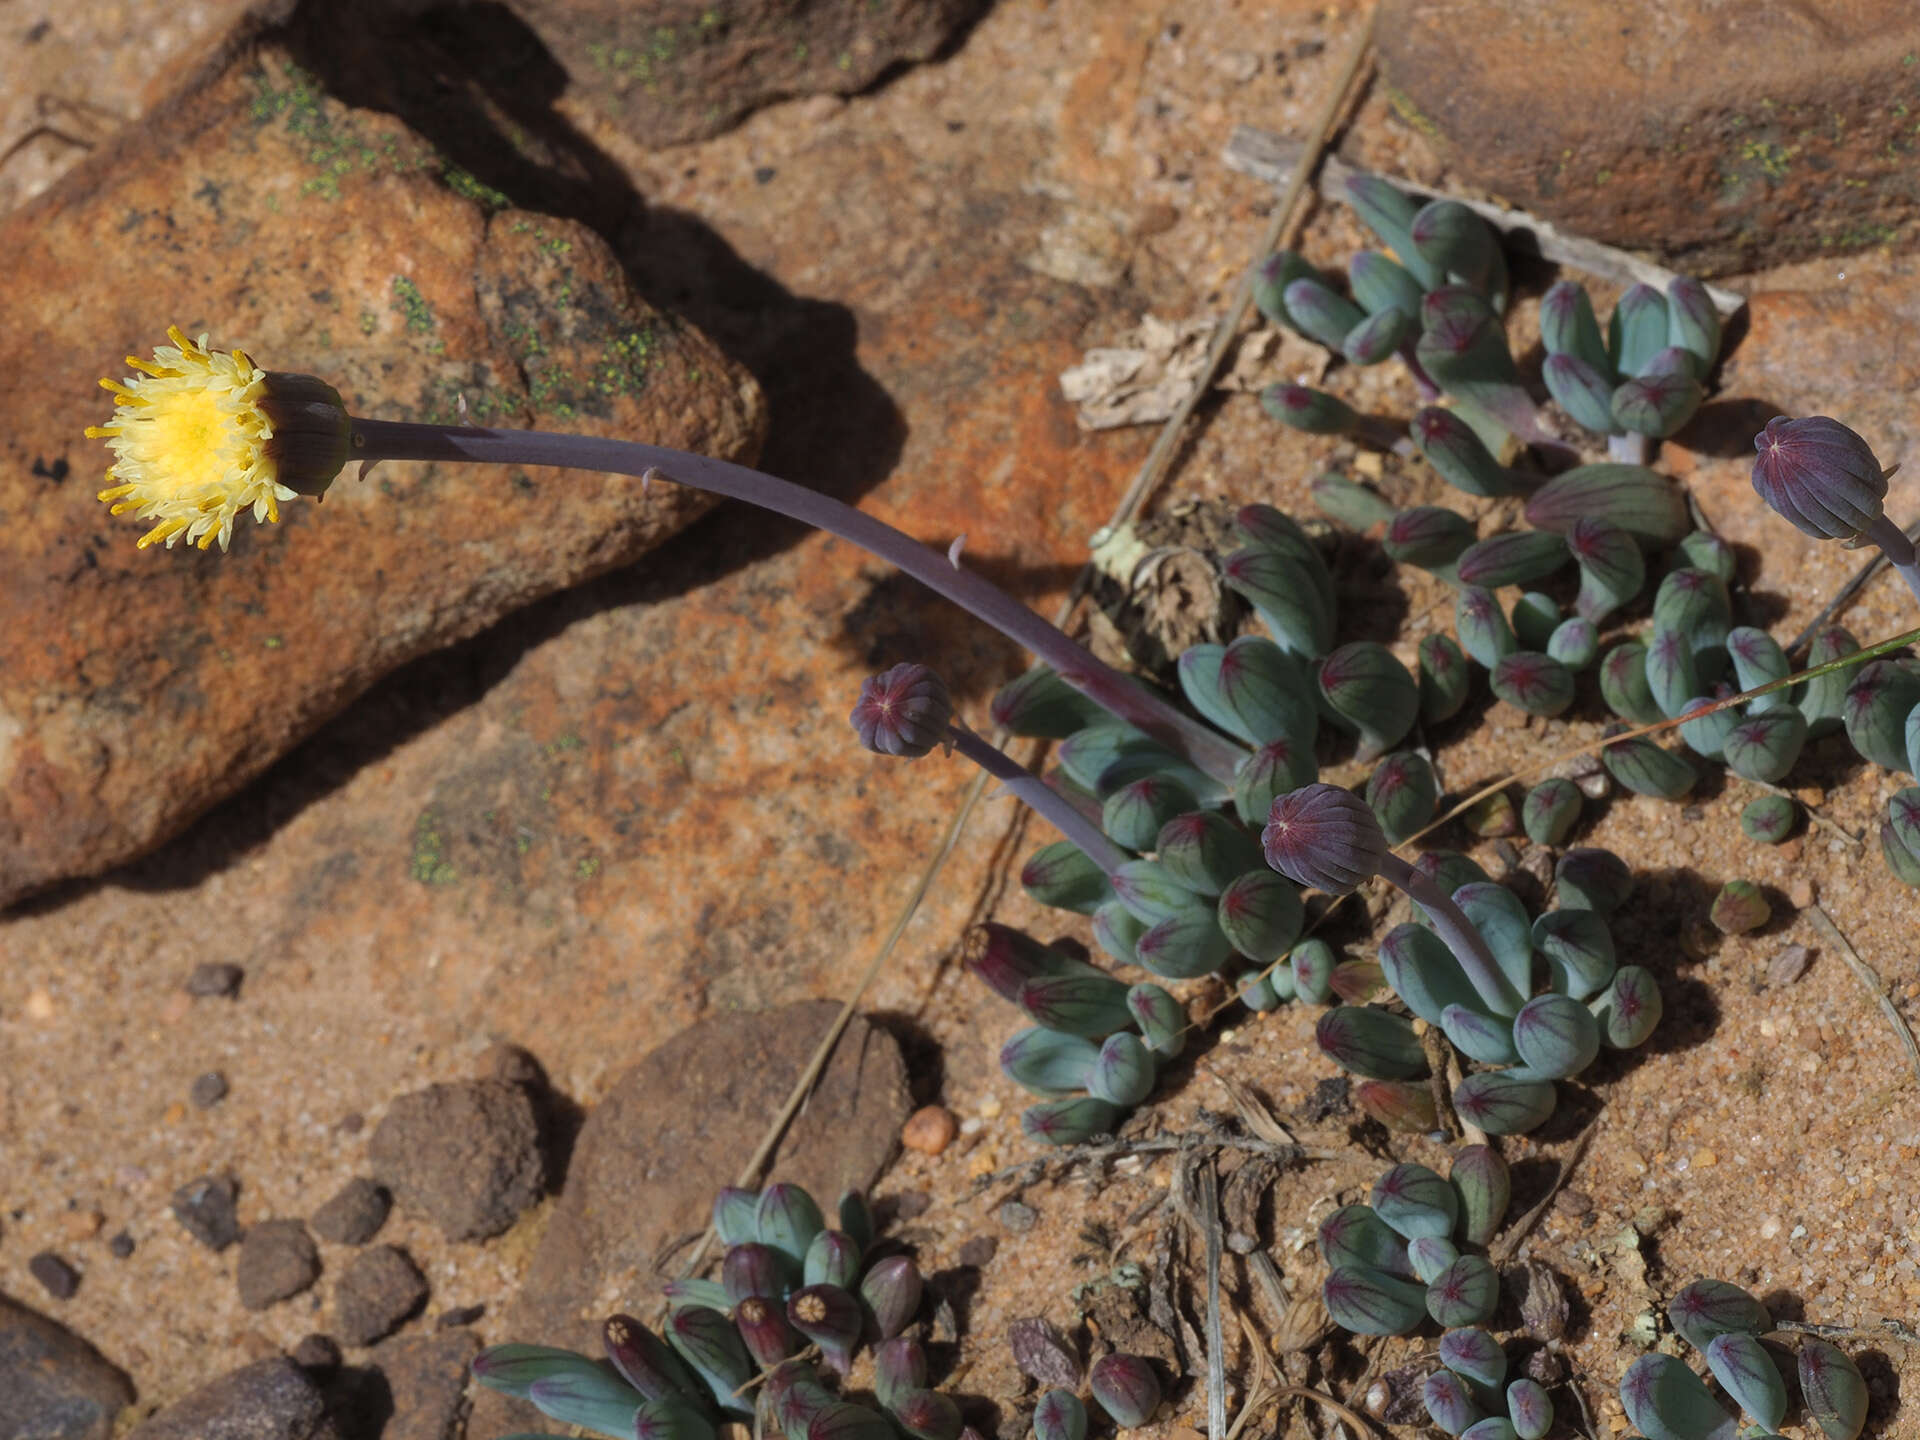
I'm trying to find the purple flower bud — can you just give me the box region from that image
[1323,1265,1428,1335]
[1369,1162,1458,1240]
[1020,1096,1121,1146]
[735,1295,802,1368]
[1033,1390,1088,1440]
[786,1284,863,1375]
[801,1230,862,1291]
[1524,462,1690,543]
[1263,783,1387,893]
[1799,1337,1869,1440]
[1090,1353,1162,1428]
[1426,1254,1499,1328]
[1315,1005,1426,1080]
[891,1389,963,1440]
[1354,1078,1438,1134]
[1449,1144,1511,1247]
[727,1241,798,1303]
[1385,504,1477,570]
[1752,415,1889,542]
[851,664,953,758]
[1704,1332,1786,1433]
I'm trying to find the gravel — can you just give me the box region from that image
[237,1220,321,1311]
[368,1081,543,1242]
[170,1175,241,1252]
[189,1072,230,1109]
[333,1246,428,1347]
[310,1178,390,1247]
[29,1252,79,1300]
[184,963,245,998]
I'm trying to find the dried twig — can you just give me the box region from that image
[1274,1386,1382,1439]
[1223,126,1743,314]
[969,1132,1339,1196]
[1091,10,1380,559]
[1199,1162,1228,1440]
[1775,1316,1920,1345]
[1491,1114,1602,1265]
[1805,905,1920,1085]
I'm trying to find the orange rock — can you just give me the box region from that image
[901,1104,958,1156]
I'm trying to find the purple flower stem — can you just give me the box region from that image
[1376,852,1525,1016]
[348,417,1246,782]
[1863,512,1920,608]
[945,723,1128,875]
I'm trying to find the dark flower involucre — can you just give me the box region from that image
[1262,783,1387,893]
[850,664,953,758]
[1751,415,1888,542]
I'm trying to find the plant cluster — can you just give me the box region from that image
[1421,1326,1554,1439]
[1618,1278,1867,1440]
[471,1181,928,1440]
[1315,1148,1510,1335]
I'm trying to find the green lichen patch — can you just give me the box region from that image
[410,808,459,886]
[391,276,436,334]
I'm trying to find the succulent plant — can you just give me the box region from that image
[1619,1278,1867,1440]
[1319,1151,1513,1336]
[1419,1326,1553,1437]
[473,1180,929,1440]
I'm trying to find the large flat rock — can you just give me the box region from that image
[469,1000,910,1436]
[0,38,764,906]
[1377,0,1920,273]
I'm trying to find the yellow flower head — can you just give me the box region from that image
[88,328,349,551]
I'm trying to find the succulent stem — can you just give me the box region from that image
[1375,852,1524,1014]
[1862,512,1920,608]
[1606,431,1651,465]
[946,723,1129,875]
[347,418,1246,783]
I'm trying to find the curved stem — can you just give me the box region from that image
[1865,512,1920,609]
[945,723,1127,875]
[347,417,1247,784]
[1376,852,1524,1016]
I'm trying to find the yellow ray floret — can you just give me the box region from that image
[88,326,299,552]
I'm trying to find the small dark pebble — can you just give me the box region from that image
[190,1071,230,1109]
[956,1235,998,1268]
[1553,1188,1593,1217]
[312,1177,390,1246]
[290,1333,342,1375]
[171,1174,241,1251]
[237,1219,321,1310]
[753,166,776,184]
[1008,1315,1080,1390]
[1293,37,1326,57]
[29,1250,79,1299]
[893,1190,932,1221]
[334,1245,429,1346]
[481,1041,545,1088]
[338,1112,365,1135]
[185,962,244,998]
[109,1230,135,1259]
[435,1303,485,1329]
[1302,1075,1350,1124]
[1681,804,1707,822]
[997,1199,1037,1234]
